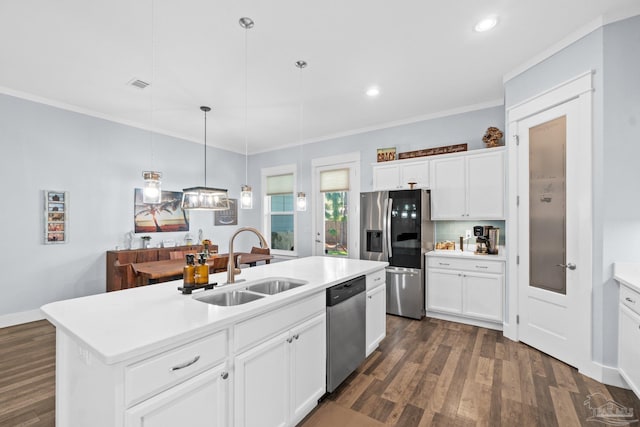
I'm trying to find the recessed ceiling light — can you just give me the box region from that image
[366,86,380,97]
[474,16,498,32]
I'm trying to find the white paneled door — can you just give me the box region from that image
[512,78,592,371]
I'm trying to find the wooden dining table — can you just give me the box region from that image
[131,253,272,283]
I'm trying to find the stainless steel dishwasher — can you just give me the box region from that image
[326,275,366,393]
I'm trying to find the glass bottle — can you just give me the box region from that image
[195,253,209,285]
[183,254,196,287]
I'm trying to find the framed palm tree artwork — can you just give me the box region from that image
[134,189,190,233]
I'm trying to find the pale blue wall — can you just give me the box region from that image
[0,94,250,317]
[245,106,505,257]
[504,15,640,368]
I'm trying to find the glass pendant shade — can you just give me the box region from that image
[296,192,307,211]
[240,185,253,209]
[181,187,230,210]
[142,171,162,204]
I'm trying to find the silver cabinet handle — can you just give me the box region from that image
[170,355,200,371]
[374,277,382,282]
[556,263,576,270]
[368,295,372,299]
[221,372,229,380]
[626,297,636,304]
[294,334,299,340]
[475,265,489,269]
[439,262,450,266]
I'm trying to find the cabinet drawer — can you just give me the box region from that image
[125,330,228,407]
[621,285,640,316]
[235,292,325,353]
[427,257,503,274]
[366,269,385,290]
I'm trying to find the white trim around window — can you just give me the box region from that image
[261,164,298,257]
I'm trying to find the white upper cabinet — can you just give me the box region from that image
[372,159,429,191]
[431,149,505,220]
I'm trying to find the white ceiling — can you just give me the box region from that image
[0,0,636,154]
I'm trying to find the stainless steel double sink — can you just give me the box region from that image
[194,278,307,307]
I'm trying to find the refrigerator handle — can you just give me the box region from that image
[385,198,393,258]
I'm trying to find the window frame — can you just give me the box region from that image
[261,164,298,257]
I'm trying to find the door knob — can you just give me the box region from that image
[556,263,576,270]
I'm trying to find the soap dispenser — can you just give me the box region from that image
[195,253,209,285]
[183,254,196,287]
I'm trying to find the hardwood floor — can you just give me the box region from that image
[1,317,638,427]
[301,315,640,427]
[0,320,55,426]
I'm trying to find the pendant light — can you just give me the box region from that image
[239,16,254,209]
[181,106,230,210]
[295,60,307,211]
[142,0,162,204]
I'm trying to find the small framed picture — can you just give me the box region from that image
[44,190,68,244]
[214,199,238,226]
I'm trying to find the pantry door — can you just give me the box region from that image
[510,73,592,371]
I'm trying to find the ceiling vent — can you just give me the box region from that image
[127,78,150,89]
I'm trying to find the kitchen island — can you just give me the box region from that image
[41,256,387,427]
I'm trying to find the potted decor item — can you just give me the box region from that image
[483,126,504,148]
[141,235,152,249]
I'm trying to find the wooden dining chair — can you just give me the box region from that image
[169,250,197,260]
[250,246,271,264]
[114,261,139,290]
[210,256,228,273]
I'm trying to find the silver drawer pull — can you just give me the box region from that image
[439,262,450,266]
[294,334,300,340]
[286,337,293,343]
[221,372,229,380]
[368,295,372,299]
[374,277,382,281]
[475,265,489,269]
[170,355,200,372]
[626,297,636,304]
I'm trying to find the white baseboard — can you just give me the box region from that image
[581,361,629,389]
[0,309,45,328]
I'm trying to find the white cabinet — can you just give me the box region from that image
[234,313,326,427]
[372,159,429,191]
[126,363,229,427]
[366,269,386,356]
[426,255,504,329]
[431,149,505,220]
[619,284,640,399]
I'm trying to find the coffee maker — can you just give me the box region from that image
[474,225,500,255]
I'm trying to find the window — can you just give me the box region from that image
[262,165,297,255]
[321,169,349,257]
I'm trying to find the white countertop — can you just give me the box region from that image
[614,262,640,294]
[41,256,387,365]
[427,248,506,261]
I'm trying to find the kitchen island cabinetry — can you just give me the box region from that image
[430,148,505,220]
[614,263,640,399]
[366,269,386,356]
[234,295,326,427]
[372,159,429,190]
[43,257,387,427]
[125,363,229,427]
[426,254,504,330]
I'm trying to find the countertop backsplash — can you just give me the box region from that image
[434,220,506,247]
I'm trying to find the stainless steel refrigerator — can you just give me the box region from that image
[360,189,434,319]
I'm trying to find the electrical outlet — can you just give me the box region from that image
[465,229,472,239]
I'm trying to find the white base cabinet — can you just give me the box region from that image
[619,284,640,399]
[426,255,504,329]
[366,269,386,356]
[234,313,326,427]
[126,363,229,427]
